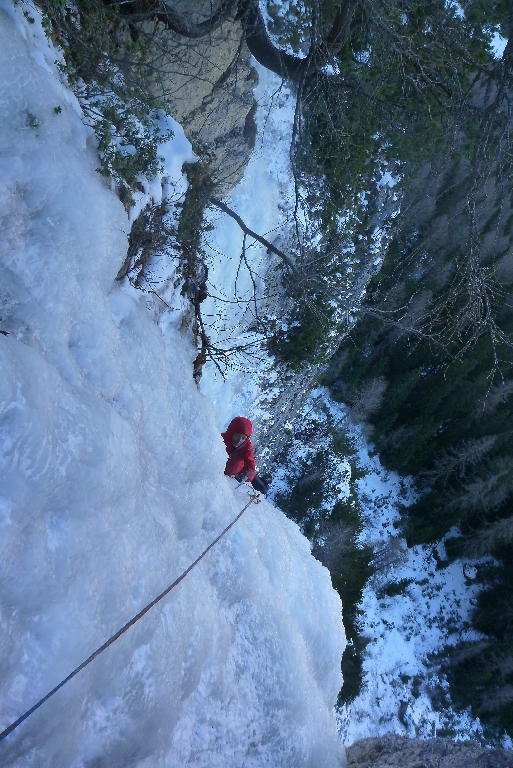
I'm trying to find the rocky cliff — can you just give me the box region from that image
[347,734,513,767]
[149,0,257,195]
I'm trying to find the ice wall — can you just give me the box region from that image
[0,3,346,766]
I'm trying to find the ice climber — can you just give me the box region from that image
[221,417,267,494]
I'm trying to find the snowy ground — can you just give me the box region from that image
[328,404,497,746]
[0,4,346,766]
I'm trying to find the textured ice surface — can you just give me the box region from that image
[0,4,345,766]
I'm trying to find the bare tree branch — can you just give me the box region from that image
[115,0,240,39]
[208,196,300,276]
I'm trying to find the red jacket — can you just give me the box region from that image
[221,417,256,482]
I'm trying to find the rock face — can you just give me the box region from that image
[149,0,257,195]
[346,735,513,768]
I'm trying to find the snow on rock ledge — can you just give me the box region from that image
[0,3,345,767]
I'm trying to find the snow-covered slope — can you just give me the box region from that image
[0,4,345,766]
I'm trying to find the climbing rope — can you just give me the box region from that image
[0,492,261,743]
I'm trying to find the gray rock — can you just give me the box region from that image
[146,5,257,196]
[346,735,513,768]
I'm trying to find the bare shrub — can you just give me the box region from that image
[442,456,513,517]
[478,685,513,715]
[489,652,513,682]
[466,514,513,556]
[476,380,513,418]
[419,436,497,487]
[312,521,354,573]
[385,425,418,451]
[370,536,409,572]
[447,641,490,666]
[348,376,388,423]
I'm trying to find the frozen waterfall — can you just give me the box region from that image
[0,3,346,766]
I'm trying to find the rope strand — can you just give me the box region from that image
[0,493,260,743]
